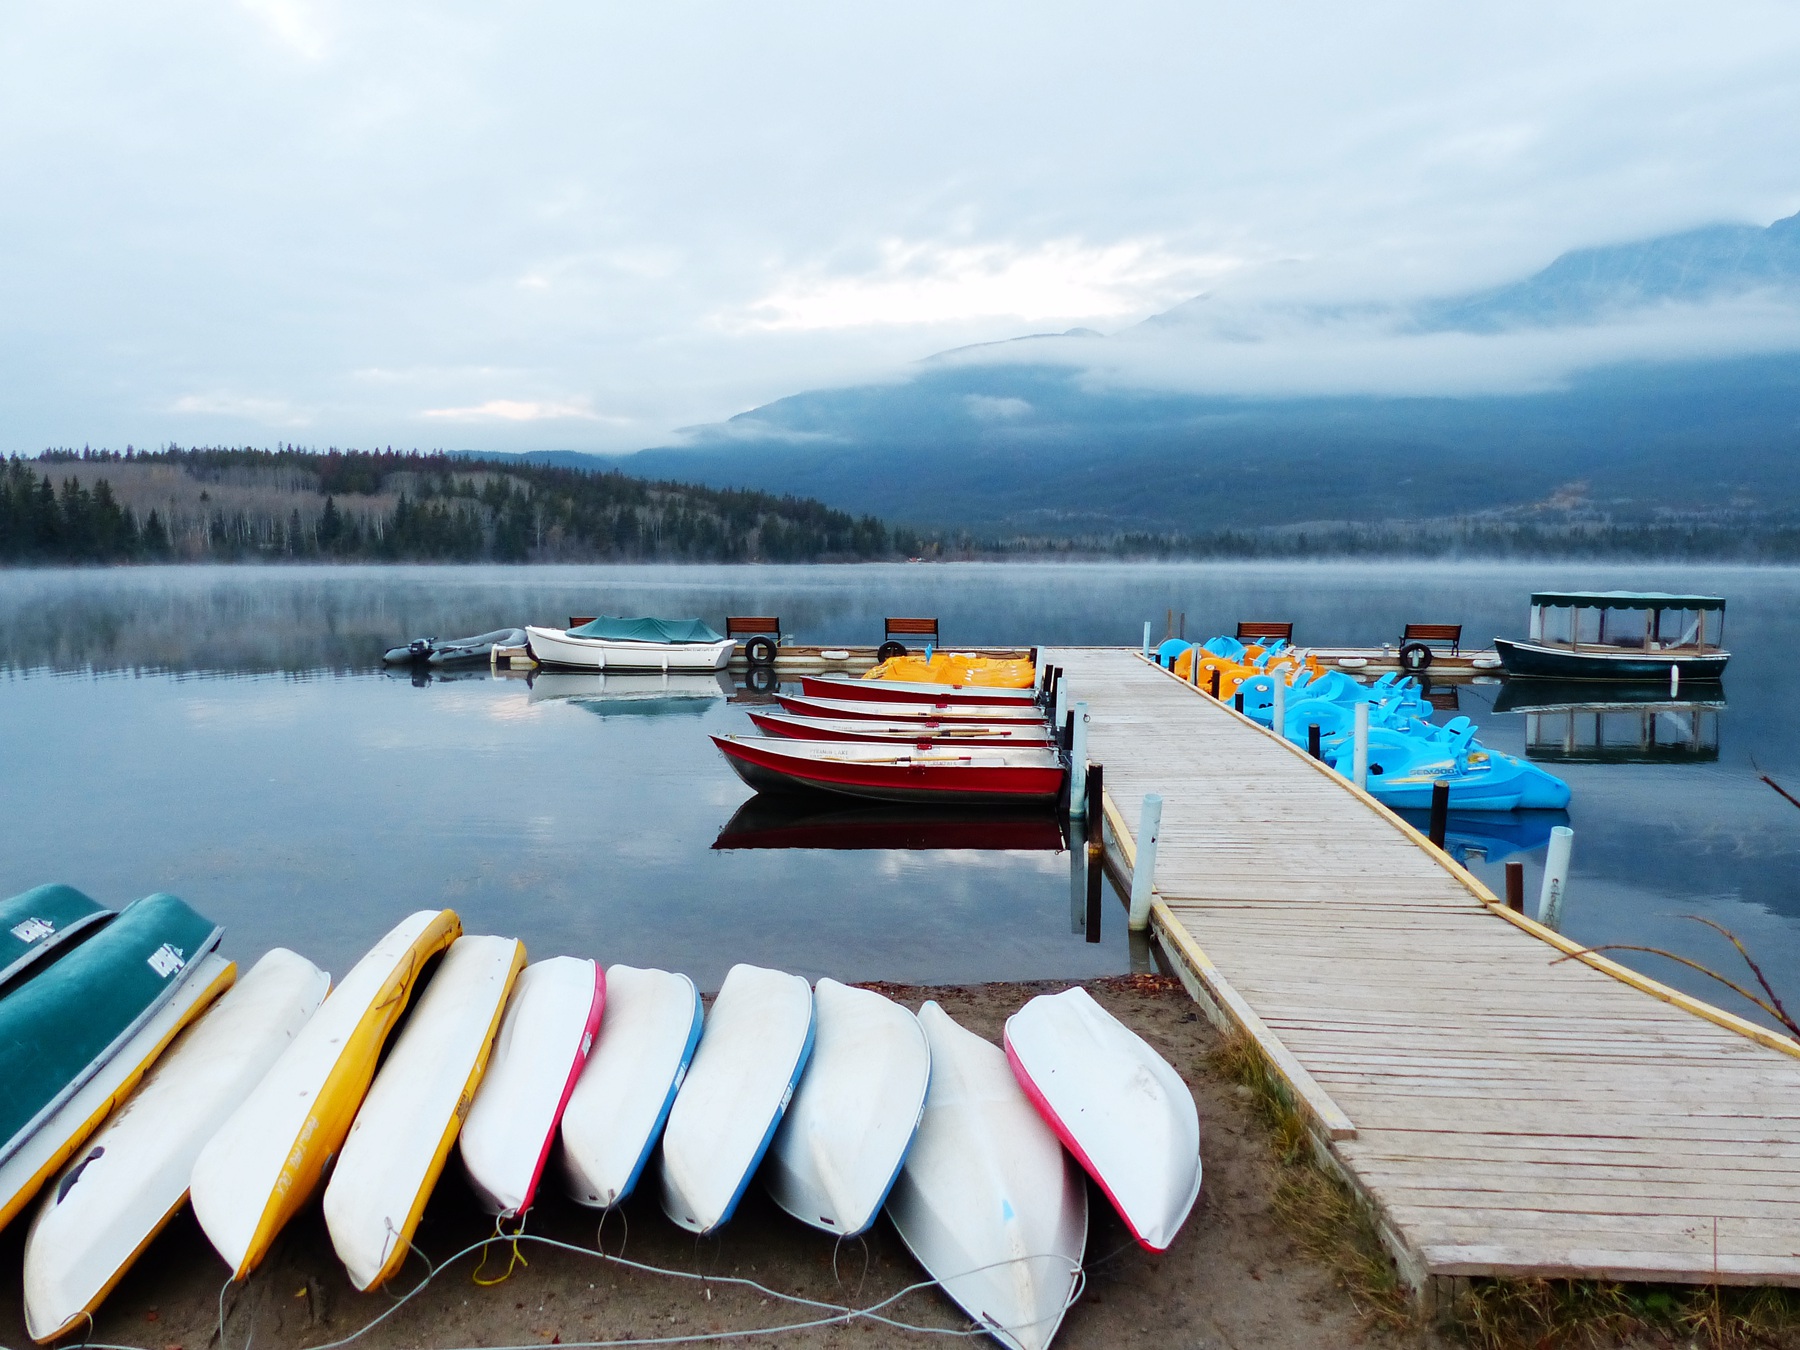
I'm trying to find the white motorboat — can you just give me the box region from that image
[659,964,813,1234]
[525,616,735,672]
[460,956,605,1217]
[325,935,525,1290]
[764,979,929,1238]
[1004,986,1201,1252]
[885,1001,1087,1350]
[23,951,328,1341]
[560,966,703,1210]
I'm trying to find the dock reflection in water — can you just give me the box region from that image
[1493,680,1724,764]
[527,670,732,717]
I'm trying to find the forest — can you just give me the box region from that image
[0,448,895,564]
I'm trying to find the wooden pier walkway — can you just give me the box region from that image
[1045,647,1800,1300]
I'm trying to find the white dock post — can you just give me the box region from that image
[1128,793,1163,931]
[1069,701,1090,819]
[1142,621,1152,656]
[1352,701,1370,789]
[1669,664,1680,697]
[1537,826,1574,930]
[1053,676,1068,733]
[1272,673,1287,739]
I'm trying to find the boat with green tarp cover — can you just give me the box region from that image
[1494,591,1730,681]
[0,893,223,1167]
[524,616,736,672]
[0,885,111,987]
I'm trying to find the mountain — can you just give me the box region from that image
[584,211,1800,539]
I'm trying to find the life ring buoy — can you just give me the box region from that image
[1398,641,1434,673]
[876,641,908,661]
[744,635,778,666]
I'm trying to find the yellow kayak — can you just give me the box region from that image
[862,653,1036,689]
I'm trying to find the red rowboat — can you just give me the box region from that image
[776,694,1046,724]
[798,675,1040,706]
[712,736,1065,805]
[749,712,1055,747]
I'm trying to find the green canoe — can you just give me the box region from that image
[0,885,112,988]
[0,893,223,1167]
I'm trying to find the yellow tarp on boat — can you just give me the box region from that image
[861,653,1037,688]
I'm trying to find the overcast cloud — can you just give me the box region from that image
[3,1,1799,453]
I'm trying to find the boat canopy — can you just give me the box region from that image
[1529,591,1725,612]
[566,616,725,644]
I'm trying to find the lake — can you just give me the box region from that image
[2,561,1796,1032]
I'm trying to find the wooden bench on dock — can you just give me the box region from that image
[1236,620,1293,644]
[727,616,782,665]
[883,616,939,653]
[1402,621,1463,655]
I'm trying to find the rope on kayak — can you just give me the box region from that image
[469,1212,530,1287]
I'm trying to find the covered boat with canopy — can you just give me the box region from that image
[1494,591,1728,682]
[525,616,736,672]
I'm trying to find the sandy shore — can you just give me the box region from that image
[0,974,1431,1350]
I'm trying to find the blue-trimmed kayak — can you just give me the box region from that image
[0,886,112,988]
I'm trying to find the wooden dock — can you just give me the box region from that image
[1045,647,1800,1302]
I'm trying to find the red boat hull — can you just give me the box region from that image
[775,694,1045,724]
[799,675,1039,706]
[748,712,1054,747]
[712,736,1065,805]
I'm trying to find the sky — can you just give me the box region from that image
[4,1,1800,454]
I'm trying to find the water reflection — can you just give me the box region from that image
[1491,680,1724,765]
[714,795,1067,852]
[527,670,732,715]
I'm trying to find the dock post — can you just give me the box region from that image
[1127,793,1163,931]
[1307,723,1322,760]
[1209,667,1221,699]
[1538,826,1574,929]
[1053,672,1068,730]
[1504,860,1525,912]
[1142,621,1152,656]
[1670,664,1680,697]
[1084,764,1105,943]
[1234,692,1244,713]
[1272,675,1287,740]
[1069,702,1090,819]
[1352,701,1370,789]
[1428,782,1449,848]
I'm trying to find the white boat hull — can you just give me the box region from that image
[460,956,604,1217]
[525,626,735,673]
[325,936,525,1289]
[23,951,328,1342]
[191,909,461,1278]
[886,1001,1087,1350]
[560,966,703,1210]
[765,979,929,1238]
[659,964,814,1234]
[1004,987,1201,1252]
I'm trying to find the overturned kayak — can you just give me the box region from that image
[777,693,1046,724]
[714,736,1066,806]
[191,909,460,1279]
[382,629,526,666]
[326,935,525,1289]
[660,964,813,1234]
[461,956,604,1218]
[749,712,1055,747]
[886,1001,1087,1350]
[802,674,1039,706]
[765,979,929,1238]
[561,966,704,1210]
[23,950,328,1341]
[1004,987,1200,1252]
[0,884,111,987]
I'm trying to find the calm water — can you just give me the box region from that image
[2,562,1797,1029]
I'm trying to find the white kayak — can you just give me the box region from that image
[764,979,929,1238]
[325,935,525,1289]
[192,909,461,1278]
[1004,987,1201,1252]
[22,950,328,1342]
[460,955,604,1217]
[659,964,813,1234]
[560,966,703,1210]
[0,953,237,1237]
[886,1002,1087,1350]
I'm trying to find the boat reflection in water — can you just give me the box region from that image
[713,794,1067,853]
[1394,808,1571,866]
[527,670,732,717]
[1492,680,1724,765]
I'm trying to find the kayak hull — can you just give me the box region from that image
[526,626,735,673]
[800,675,1038,706]
[713,736,1065,806]
[749,712,1054,747]
[0,885,111,988]
[776,693,1045,724]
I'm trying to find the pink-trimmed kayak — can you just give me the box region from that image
[748,712,1055,747]
[776,694,1046,724]
[713,736,1064,805]
[1004,987,1200,1252]
[800,675,1040,706]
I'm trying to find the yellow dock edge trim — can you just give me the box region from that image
[0,959,239,1233]
[366,937,527,1292]
[1099,790,1357,1142]
[1132,651,1800,1063]
[235,909,462,1281]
